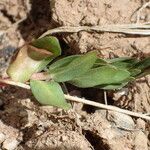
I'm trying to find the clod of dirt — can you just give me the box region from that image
[0,0,28,48]
[136,118,146,130]
[113,76,150,113]
[0,120,22,150]
[0,0,28,21]
[25,131,92,150]
[134,77,150,113]
[134,131,148,150]
[0,133,5,143]
[106,111,135,130]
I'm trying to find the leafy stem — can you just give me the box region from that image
[4,36,150,119]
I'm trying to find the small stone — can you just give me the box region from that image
[0,133,5,143]
[134,131,148,150]
[60,135,68,142]
[108,111,135,130]
[2,139,19,150]
[136,118,146,130]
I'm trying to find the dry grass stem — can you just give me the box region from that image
[40,23,150,38]
[0,78,30,89]
[0,78,150,121]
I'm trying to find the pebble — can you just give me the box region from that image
[107,111,135,130]
[0,133,5,143]
[2,139,19,150]
[134,131,148,150]
[136,118,146,130]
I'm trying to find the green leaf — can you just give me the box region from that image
[49,52,97,82]
[27,45,53,60]
[137,67,150,78]
[109,57,138,70]
[111,62,135,70]
[107,57,136,63]
[49,55,80,72]
[69,66,131,88]
[98,83,127,90]
[128,57,150,78]
[30,80,71,110]
[98,77,134,90]
[31,36,61,57]
[94,58,108,67]
[31,36,62,72]
[7,36,61,82]
[94,57,138,69]
[128,69,141,77]
[7,45,48,82]
[132,57,150,71]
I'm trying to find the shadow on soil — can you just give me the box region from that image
[83,130,110,150]
[0,86,36,129]
[18,0,51,41]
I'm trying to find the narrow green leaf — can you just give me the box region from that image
[49,55,80,72]
[128,69,141,77]
[109,57,138,70]
[50,52,97,82]
[132,57,150,71]
[30,80,71,110]
[135,67,150,78]
[94,58,108,67]
[94,57,138,69]
[128,57,150,78]
[69,66,131,88]
[98,77,134,90]
[113,62,130,68]
[98,83,127,90]
[107,57,136,63]
[111,62,134,70]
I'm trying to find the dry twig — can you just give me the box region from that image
[0,78,150,121]
[39,23,150,38]
[0,78,30,89]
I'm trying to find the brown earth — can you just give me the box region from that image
[0,0,150,150]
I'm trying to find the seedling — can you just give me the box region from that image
[5,36,150,110]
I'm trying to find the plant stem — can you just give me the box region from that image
[0,78,150,121]
[30,72,51,81]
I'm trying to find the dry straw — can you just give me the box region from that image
[0,78,150,121]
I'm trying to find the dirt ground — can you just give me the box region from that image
[0,0,150,150]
